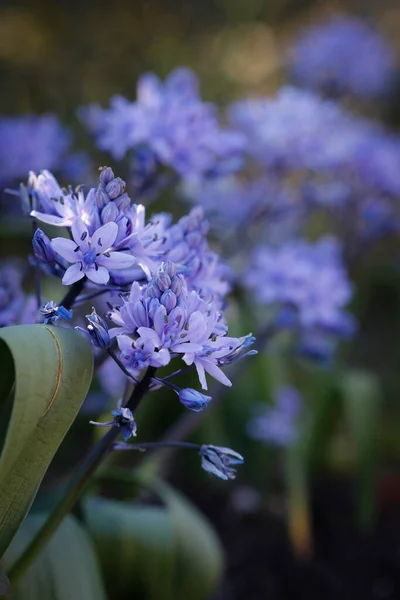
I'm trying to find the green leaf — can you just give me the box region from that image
[154,479,224,600]
[0,324,93,558]
[2,513,106,600]
[84,478,224,600]
[0,564,10,596]
[340,370,381,529]
[84,497,175,600]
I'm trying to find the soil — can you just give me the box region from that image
[185,477,400,600]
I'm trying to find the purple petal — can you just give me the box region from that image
[62,263,85,285]
[98,251,134,269]
[86,265,110,284]
[72,217,89,249]
[51,237,80,262]
[200,358,232,387]
[92,222,118,252]
[31,211,74,227]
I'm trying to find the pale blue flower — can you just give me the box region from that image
[108,262,255,389]
[200,445,244,480]
[51,217,134,285]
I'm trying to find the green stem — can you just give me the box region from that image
[8,366,156,584]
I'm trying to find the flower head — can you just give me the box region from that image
[200,445,244,480]
[248,386,303,447]
[245,236,355,344]
[81,67,245,177]
[288,15,396,99]
[51,217,134,285]
[108,262,255,389]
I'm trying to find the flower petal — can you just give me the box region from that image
[71,217,90,249]
[92,222,118,251]
[98,251,134,269]
[31,211,74,227]
[62,263,85,285]
[86,265,110,284]
[194,359,207,390]
[51,237,80,262]
[200,358,232,387]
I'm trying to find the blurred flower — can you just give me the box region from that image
[288,15,396,99]
[248,386,302,447]
[200,445,244,480]
[0,114,71,185]
[0,264,26,327]
[81,67,245,178]
[245,237,355,352]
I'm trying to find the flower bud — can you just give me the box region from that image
[33,229,56,264]
[199,445,244,480]
[79,308,110,349]
[160,289,177,312]
[99,166,114,186]
[143,282,161,300]
[155,271,171,292]
[101,202,120,223]
[163,261,177,278]
[178,388,211,412]
[95,187,109,209]
[106,177,125,199]
[170,274,184,296]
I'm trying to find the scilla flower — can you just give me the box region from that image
[200,445,244,480]
[51,217,134,285]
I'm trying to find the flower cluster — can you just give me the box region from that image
[288,15,396,99]
[229,87,400,242]
[248,386,303,447]
[108,261,254,389]
[81,67,245,178]
[245,237,355,356]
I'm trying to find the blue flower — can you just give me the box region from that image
[288,15,396,99]
[90,406,137,440]
[77,308,111,349]
[108,262,254,389]
[81,67,245,177]
[248,386,303,447]
[32,229,56,265]
[51,217,134,285]
[0,114,71,185]
[178,388,212,411]
[199,445,244,480]
[245,236,355,345]
[111,407,137,440]
[40,301,73,325]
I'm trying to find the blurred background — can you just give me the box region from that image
[3,0,400,599]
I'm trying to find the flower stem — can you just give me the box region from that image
[114,441,200,452]
[8,366,156,584]
[59,279,85,310]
